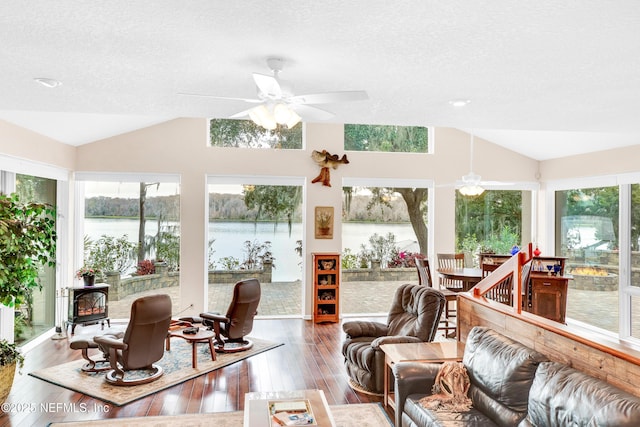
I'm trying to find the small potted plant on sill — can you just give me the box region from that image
[0,339,25,405]
[76,265,102,287]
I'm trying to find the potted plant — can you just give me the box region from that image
[0,340,24,404]
[0,193,54,403]
[75,265,102,287]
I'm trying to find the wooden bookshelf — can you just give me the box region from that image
[313,253,340,323]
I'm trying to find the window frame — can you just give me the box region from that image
[74,171,181,279]
[207,174,306,317]
[546,172,640,343]
[343,125,433,154]
[0,154,69,348]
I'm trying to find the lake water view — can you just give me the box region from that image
[84,218,417,281]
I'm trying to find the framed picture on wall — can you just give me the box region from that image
[314,206,334,239]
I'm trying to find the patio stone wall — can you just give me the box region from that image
[208,260,273,284]
[105,260,417,301]
[105,263,179,301]
[342,263,416,282]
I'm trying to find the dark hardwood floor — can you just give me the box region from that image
[1,317,391,426]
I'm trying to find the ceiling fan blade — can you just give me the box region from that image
[177,92,262,103]
[290,104,335,121]
[289,90,368,105]
[253,73,282,98]
[228,107,255,119]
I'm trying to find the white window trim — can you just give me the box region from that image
[207,175,305,187]
[207,174,307,317]
[546,173,640,342]
[0,154,70,344]
[73,172,182,277]
[343,176,435,267]
[75,171,180,183]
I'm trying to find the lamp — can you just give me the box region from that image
[249,103,301,130]
[458,132,485,196]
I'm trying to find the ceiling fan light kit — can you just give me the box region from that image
[459,172,485,196]
[458,132,485,196]
[248,103,301,130]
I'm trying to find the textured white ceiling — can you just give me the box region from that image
[1,1,640,159]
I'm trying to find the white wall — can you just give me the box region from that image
[71,119,539,317]
[5,117,640,332]
[1,118,542,319]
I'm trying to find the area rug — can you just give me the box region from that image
[30,337,282,406]
[48,403,392,426]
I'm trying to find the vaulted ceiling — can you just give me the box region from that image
[1,1,639,160]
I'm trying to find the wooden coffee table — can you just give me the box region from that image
[166,327,216,368]
[243,389,335,427]
[380,341,465,410]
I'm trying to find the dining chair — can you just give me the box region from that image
[437,253,465,291]
[480,253,511,277]
[416,257,457,337]
[482,262,500,277]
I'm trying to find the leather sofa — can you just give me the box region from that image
[393,326,640,427]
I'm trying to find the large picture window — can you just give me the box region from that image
[209,119,302,149]
[207,179,304,316]
[344,124,429,153]
[341,183,430,315]
[455,189,533,265]
[0,155,67,346]
[76,174,181,320]
[628,184,640,338]
[555,185,620,334]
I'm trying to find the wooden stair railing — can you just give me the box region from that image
[471,243,533,313]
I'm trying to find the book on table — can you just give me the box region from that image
[269,399,315,426]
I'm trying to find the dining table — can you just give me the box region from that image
[436,267,483,292]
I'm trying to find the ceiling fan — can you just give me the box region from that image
[458,133,485,196]
[439,131,516,195]
[179,57,369,130]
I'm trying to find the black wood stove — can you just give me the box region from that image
[67,283,110,334]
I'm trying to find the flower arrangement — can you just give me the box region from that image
[76,265,101,279]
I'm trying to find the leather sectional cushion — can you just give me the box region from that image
[463,327,548,425]
[523,361,640,427]
[403,395,499,427]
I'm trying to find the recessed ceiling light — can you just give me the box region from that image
[448,99,471,107]
[34,77,62,88]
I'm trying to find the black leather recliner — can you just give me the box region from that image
[93,294,172,386]
[199,278,261,353]
[341,283,445,395]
